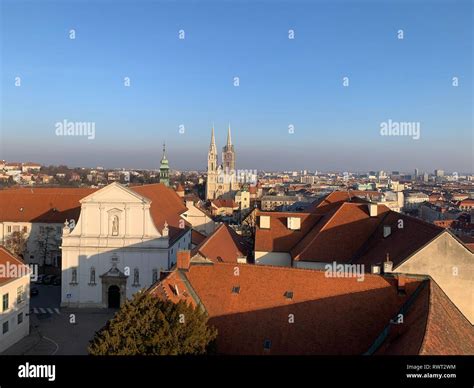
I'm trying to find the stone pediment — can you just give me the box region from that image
[80,182,151,205]
[100,266,128,279]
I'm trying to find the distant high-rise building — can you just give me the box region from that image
[435,169,444,177]
[414,168,419,178]
[423,172,429,182]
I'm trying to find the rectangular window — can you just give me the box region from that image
[3,321,8,334]
[17,313,23,325]
[264,339,272,351]
[71,268,77,284]
[22,226,28,233]
[13,225,20,232]
[17,286,24,304]
[89,267,96,285]
[2,294,8,312]
[39,226,45,234]
[56,226,62,235]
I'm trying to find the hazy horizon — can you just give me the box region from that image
[1,0,472,172]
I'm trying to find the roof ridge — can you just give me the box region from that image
[350,210,392,264]
[194,223,226,254]
[189,260,401,281]
[426,276,474,328]
[292,202,350,260]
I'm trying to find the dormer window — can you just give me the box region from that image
[263,339,272,351]
[231,286,240,294]
[259,215,270,229]
[287,217,301,230]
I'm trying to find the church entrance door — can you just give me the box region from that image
[108,285,121,308]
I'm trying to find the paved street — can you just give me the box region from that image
[2,284,115,355]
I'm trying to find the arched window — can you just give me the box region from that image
[71,268,77,284]
[133,268,140,286]
[89,267,96,285]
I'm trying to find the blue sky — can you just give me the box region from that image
[1,0,472,172]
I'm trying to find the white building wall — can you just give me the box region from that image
[61,183,192,308]
[0,275,30,353]
[293,261,329,270]
[395,232,474,324]
[254,251,291,267]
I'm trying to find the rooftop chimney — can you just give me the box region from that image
[397,275,407,295]
[383,253,393,273]
[368,203,378,217]
[177,250,191,271]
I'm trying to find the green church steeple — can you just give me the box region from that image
[160,142,170,186]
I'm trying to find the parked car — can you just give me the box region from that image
[52,276,61,286]
[35,274,45,284]
[42,275,55,285]
[30,287,39,296]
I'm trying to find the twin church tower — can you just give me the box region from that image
[206,125,239,200]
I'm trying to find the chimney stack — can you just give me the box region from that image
[397,275,407,295]
[383,253,393,273]
[177,250,191,271]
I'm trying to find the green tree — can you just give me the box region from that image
[88,292,217,355]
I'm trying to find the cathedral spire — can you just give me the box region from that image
[210,124,216,148]
[227,123,232,147]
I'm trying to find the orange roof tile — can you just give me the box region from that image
[0,246,29,286]
[192,224,248,263]
[0,183,188,241]
[377,279,474,355]
[152,262,421,355]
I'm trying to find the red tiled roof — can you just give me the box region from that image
[0,183,188,241]
[353,212,443,268]
[255,211,322,252]
[459,236,474,253]
[191,230,207,246]
[131,184,188,239]
[0,246,29,286]
[211,199,237,209]
[192,224,248,263]
[312,190,380,211]
[291,203,390,262]
[255,190,444,267]
[0,187,96,223]
[151,262,421,355]
[377,279,474,355]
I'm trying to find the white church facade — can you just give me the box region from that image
[60,182,191,308]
